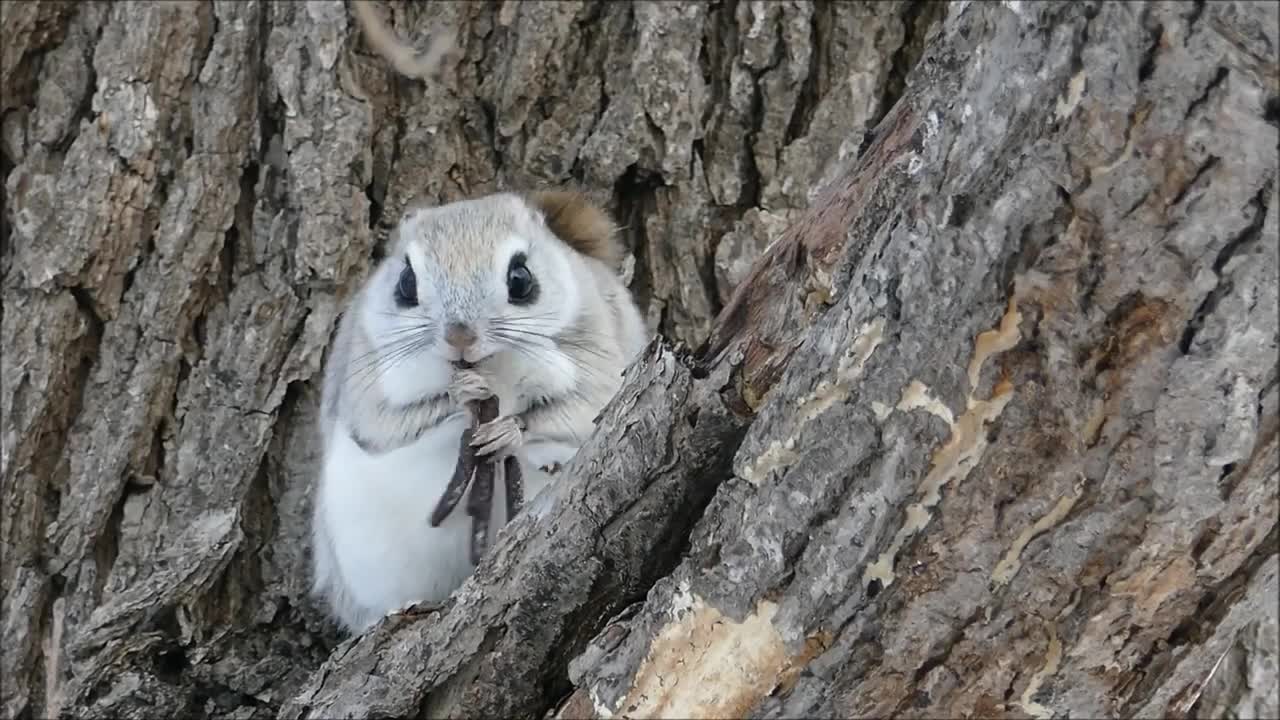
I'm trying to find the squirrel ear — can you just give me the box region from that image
[526,190,623,270]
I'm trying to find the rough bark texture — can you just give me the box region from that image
[2,1,1276,719]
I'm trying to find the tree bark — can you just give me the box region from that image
[2,1,1276,719]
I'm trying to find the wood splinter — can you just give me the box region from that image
[429,366,526,565]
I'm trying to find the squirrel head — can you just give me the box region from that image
[356,191,623,377]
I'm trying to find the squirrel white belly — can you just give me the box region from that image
[310,191,647,634]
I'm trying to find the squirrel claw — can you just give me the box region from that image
[539,461,563,475]
[448,369,492,407]
[471,415,525,459]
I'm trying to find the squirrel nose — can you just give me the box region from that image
[445,322,477,351]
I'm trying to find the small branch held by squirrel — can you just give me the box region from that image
[430,367,524,566]
[350,0,457,81]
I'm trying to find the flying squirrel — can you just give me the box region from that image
[311,0,648,637]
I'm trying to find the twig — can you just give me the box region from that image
[429,426,476,526]
[432,361,528,563]
[503,455,524,521]
[464,396,499,564]
[350,0,457,82]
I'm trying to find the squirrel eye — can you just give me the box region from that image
[395,258,418,307]
[507,254,537,305]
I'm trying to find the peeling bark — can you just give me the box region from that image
[2,1,1276,719]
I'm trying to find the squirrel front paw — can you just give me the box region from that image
[448,368,492,407]
[470,415,526,459]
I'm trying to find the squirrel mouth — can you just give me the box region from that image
[452,347,496,366]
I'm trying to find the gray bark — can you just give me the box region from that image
[2,1,1276,719]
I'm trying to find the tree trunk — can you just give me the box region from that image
[2,1,1276,719]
